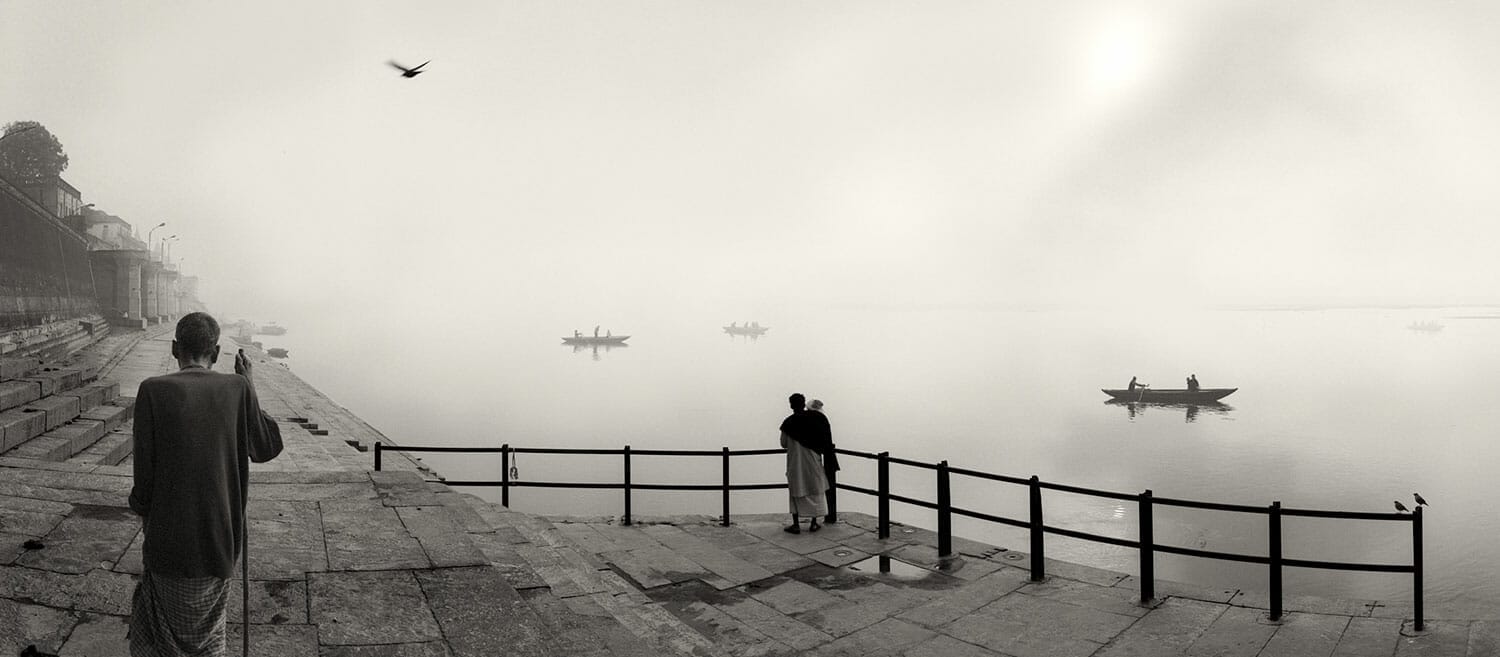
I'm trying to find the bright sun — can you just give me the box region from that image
[1084,16,1158,101]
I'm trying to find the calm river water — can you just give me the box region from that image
[252,305,1500,612]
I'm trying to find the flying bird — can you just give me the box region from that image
[1414,493,1428,506]
[388,60,430,78]
[1394,501,1409,513]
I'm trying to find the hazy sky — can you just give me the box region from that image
[5,2,1498,315]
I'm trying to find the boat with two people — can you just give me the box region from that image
[563,326,629,345]
[1103,376,1237,404]
[724,321,769,336]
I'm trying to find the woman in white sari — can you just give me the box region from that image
[779,393,829,533]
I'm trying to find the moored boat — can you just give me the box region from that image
[1101,388,1237,403]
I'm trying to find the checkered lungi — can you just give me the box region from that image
[130,570,232,657]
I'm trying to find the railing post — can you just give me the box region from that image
[1138,489,1154,604]
[1029,475,1046,581]
[937,460,952,557]
[825,452,838,525]
[1413,506,1424,632]
[721,447,731,527]
[877,451,891,539]
[374,441,382,471]
[1269,501,1283,621]
[500,444,510,508]
[623,445,632,526]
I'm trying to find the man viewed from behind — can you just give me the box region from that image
[129,312,284,657]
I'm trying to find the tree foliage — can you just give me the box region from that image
[0,121,69,184]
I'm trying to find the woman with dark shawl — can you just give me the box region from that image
[779,393,829,533]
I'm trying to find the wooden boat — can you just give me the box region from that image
[723,325,768,336]
[267,347,289,358]
[1101,388,1237,403]
[562,335,629,345]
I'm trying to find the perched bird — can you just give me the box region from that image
[1414,493,1428,506]
[1394,501,1409,513]
[388,60,430,78]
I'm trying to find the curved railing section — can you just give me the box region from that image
[373,442,1424,630]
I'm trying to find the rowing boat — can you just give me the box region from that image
[1101,388,1237,403]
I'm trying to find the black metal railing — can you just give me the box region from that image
[373,441,1423,630]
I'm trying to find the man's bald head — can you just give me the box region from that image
[174,312,220,362]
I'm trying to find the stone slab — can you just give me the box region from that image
[58,385,106,411]
[0,408,47,452]
[1258,612,1350,657]
[0,597,76,655]
[897,567,1030,628]
[0,480,129,509]
[321,498,429,571]
[58,611,130,657]
[25,368,83,395]
[0,357,41,382]
[78,405,129,432]
[812,617,935,656]
[395,505,488,568]
[904,634,1009,657]
[1094,597,1227,657]
[0,503,67,538]
[1185,604,1279,656]
[0,381,41,413]
[8,434,71,461]
[1016,577,1153,618]
[640,523,776,588]
[227,623,321,657]
[46,420,107,458]
[745,575,845,616]
[1393,620,1473,656]
[23,395,82,431]
[945,592,1138,657]
[372,470,442,507]
[228,579,309,625]
[310,570,442,645]
[320,642,454,657]
[17,503,140,574]
[416,566,555,657]
[243,500,325,579]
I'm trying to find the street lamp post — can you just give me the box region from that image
[146,222,166,256]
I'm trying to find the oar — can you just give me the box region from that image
[1136,384,1148,403]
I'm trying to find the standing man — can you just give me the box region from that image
[129,312,284,657]
[806,399,839,524]
[779,393,829,534]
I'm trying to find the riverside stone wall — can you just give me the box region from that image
[0,176,103,357]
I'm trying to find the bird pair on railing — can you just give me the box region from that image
[1394,492,1428,513]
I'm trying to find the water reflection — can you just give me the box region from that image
[1106,399,1233,423]
[568,343,628,361]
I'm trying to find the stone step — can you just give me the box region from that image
[22,394,82,431]
[18,366,85,397]
[70,428,133,466]
[0,356,42,382]
[0,407,48,453]
[0,379,42,412]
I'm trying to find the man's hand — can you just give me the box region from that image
[235,349,253,385]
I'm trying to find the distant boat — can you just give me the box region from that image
[267,347,289,358]
[724,324,768,336]
[1102,388,1237,403]
[1408,321,1444,332]
[562,335,629,345]
[257,322,287,336]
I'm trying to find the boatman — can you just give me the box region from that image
[1187,374,1199,391]
[129,312,284,657]
[1129,376,1146,390]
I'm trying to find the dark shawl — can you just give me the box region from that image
[780,410,835,462]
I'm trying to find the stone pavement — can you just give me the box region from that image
[2,324,1497,656]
